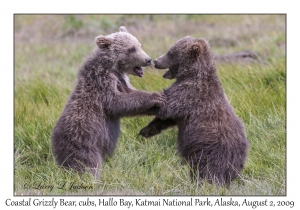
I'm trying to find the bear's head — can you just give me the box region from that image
[95,26,152,77]
[153,36,210,79]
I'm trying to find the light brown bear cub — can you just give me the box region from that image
[51,26,165,177]
[139,37,249,185]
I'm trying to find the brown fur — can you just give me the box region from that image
[140,36,249,185]
[51,26,165,177]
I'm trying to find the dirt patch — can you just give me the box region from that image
[209,38,237,47]
[214,50,260,64]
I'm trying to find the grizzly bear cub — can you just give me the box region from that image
[139,37,249,185]
[51,26,166,177]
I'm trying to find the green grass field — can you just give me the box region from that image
[14,14,286,195]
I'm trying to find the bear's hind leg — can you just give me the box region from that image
[60,148,102,178]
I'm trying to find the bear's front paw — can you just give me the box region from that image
[150,92,167,107]
[139,126,161,138]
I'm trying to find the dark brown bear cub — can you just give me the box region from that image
[139,37,249,185]
[51,26,165,177]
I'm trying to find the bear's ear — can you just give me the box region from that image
[95,35,112,49]
[189,39,210,58]
[119,26,129,33]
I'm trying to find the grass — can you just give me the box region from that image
[14,14,286,195]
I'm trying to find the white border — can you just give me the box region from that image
[2,0,299,209]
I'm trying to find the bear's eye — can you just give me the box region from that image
[128,47,136,53]
[167,51,173,57]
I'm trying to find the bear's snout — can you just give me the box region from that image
[153,58,167,69]
[145,58,152,65]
